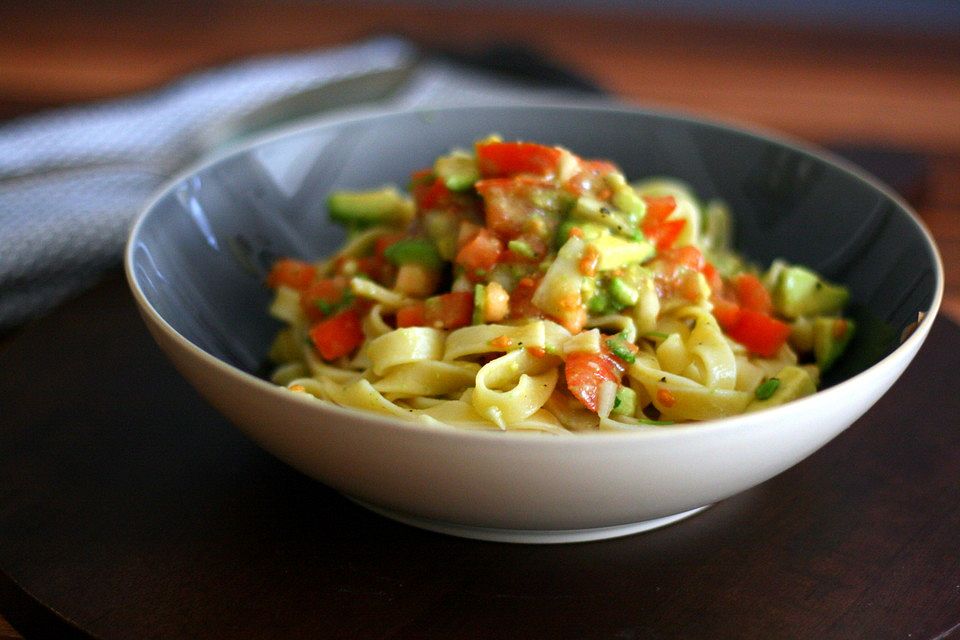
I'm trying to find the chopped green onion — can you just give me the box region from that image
[637,417,675,426]
[755,378,781,400]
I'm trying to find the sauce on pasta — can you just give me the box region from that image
[265,137,853,432]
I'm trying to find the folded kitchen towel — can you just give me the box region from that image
[0,36,600,330]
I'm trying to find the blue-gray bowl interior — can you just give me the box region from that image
[128,104,940,387]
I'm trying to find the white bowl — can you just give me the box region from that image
[126,104,943,542]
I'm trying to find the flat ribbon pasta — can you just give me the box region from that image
[365,327,445,375]
[374,360,480,398]
[471,349,560,429]
[629,350,751,421]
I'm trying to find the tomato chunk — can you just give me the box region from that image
[711,297,742,331]
[424,291,474,330]
[300,278,350,322]
[732,273,773,314]
[475,176,558,239]
[642,195,685,252]
[396,303,426,328]
[509,276,543,320]
[267,258,316,290]
[309,309,364,361]
[563,159,617,197]
[564,348,627,413]
[725,308,792,358]
[475,141,562,178]
[455,228,503,274]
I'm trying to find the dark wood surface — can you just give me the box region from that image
[1,272,959,640]
[2,4,960,638]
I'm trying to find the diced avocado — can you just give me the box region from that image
[772,265,849,319]
[327,186,414,228]
[507,239,537,259]
[434,151,479,192]
[590,235,655,271]
[587,290,611,314]
[789,316,815,354]
[608,277,639,308]
[812,316,855,372]
[383,238,442,270]
[423,211,459,260]
[555,220,609,249]
[612,385,637,417]
[571,196,634,237]
[605,173,647,220]
[745,365,816,412]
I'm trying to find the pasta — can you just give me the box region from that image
[264,137,854,432]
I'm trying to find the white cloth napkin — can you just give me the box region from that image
[0,36,596,330]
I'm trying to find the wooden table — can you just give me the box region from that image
[2,4,958,639]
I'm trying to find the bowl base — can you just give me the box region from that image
[346,498,711,544]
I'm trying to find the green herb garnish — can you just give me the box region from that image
[755,378,781,400]
[605,332,637,364]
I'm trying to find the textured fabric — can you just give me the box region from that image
[0,37,590,329]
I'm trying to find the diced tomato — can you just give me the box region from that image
[656,388,677,408]
[396,303,426,328]
[353,255,393,284]
[424,291,474,330]
[475,176,557,239]
[300,277,349,322]
[564,347,627,413]
[455,228,503,275]
[642,195,685,252]
[475,141,562,178]
[509,276,543,320]
[702,261,724,294]
[563,159,618,197]
[650,246,706,302]
[644,194,677,220]
[711,297,742,331]
[661,246,705,271]
[833,317,850,339]
[309,309,364,361]
[266,258,316,290]
[725,308,792,358]
[411,173,480,217]
[732,273,773,314]
[409,168,445,208]
[579,243,600,276]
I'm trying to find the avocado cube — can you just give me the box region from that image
[773,265,849,319]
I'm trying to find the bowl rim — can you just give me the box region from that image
[124,101,945,446]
